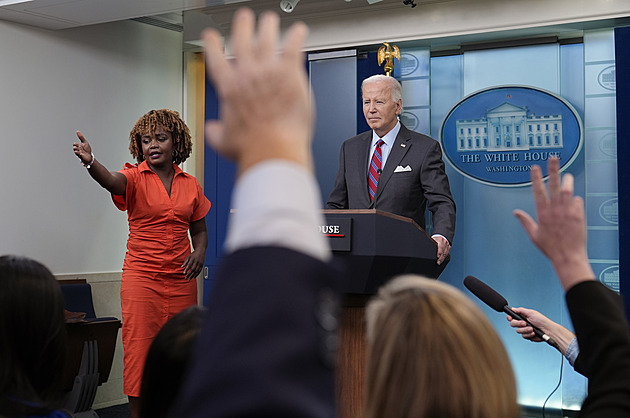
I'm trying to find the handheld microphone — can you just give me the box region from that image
[463,275,560,351]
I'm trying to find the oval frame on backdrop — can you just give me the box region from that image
[440,85,583,187]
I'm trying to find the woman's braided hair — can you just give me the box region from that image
[128,109,192,165]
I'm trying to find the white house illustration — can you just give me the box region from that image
[456,102,563,152]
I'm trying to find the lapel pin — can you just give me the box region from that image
[401,144,406,147]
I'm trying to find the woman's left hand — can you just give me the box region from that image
[183,251,204,281]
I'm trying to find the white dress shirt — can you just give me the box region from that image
[368,120,401,170]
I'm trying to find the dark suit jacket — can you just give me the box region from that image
[326,124,456,243]
[171,246,340,418]
[566,281,630,417]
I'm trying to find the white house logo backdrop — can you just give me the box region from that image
[440,86,583,186]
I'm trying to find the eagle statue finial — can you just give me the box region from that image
[377,42,401,76]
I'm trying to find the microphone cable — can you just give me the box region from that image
[463,276,567,417]
[541,347,564,418]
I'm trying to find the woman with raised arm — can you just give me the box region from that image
[72,109,211,418]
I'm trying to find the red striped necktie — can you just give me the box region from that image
[368,139,385,202]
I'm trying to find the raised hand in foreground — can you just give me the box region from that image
[202,8,313,176]
[513,157,595,290]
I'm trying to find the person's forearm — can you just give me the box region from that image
[85,159,126,195]
[189,219,208,254]
[553,255,595,292]
[191,231,208,254]
[551,253,596,292]
[544,321,576,356]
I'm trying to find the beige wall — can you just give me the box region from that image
[0,18,183,409]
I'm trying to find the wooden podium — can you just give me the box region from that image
[322,209,448,418]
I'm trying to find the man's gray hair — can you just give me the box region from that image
[361,74,403,103]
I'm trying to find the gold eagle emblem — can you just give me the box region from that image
[377,42,401,76]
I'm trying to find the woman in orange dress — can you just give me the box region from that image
[72,109,211,417]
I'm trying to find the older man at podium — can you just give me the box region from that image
[326,74,456,265]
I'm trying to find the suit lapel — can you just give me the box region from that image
[373,125,412,203]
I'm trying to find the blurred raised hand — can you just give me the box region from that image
[513,157,595,290]
[202,8,313,175]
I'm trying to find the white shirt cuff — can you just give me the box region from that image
[224,160,331,262]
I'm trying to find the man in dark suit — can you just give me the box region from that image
[170,9,340,418]
[326,75,456,265]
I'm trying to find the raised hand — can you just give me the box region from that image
[73,131,93,166]
[202,8,313,175]
[72,130,127,195]
[513,157,595,290]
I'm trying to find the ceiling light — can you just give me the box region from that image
[280,0,299,13]
[0,0,34,5]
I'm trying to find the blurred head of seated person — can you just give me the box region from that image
[139,305,205,418]
[0,255,68,418]
[365,275,518,418]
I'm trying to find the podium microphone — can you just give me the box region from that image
[463,275,560,351]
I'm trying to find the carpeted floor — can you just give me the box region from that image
[95,403,130,418]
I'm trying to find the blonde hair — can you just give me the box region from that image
[365,275,518,418]
[128,109,192,165]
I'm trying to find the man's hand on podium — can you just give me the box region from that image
[432,234,451,265]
